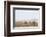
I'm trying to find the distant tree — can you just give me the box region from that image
[24,21,27,24]
[32,21,38,26]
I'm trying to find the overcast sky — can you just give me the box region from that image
[15,10,40,21]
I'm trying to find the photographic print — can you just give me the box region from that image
[15,8,39,27]
[4,1,45,36]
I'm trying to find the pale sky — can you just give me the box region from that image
[15,10,40,21]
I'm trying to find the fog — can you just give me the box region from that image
[15,10,40,21]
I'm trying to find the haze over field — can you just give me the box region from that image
[15,10,40,21]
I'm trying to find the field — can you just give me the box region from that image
[15,20,38,27]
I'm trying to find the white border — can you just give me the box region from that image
[10,5,42,33]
